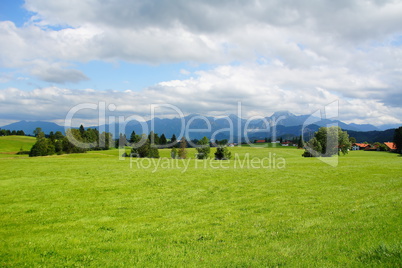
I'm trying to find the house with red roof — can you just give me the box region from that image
[281,141,292,146]
[364,144,379,151]
[384,142,397,152]
[352,143,370,150]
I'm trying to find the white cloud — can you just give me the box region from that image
[29,62,89,83]
[0,64,401,126]
[0,0,401,125]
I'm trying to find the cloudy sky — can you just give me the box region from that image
[0,0,402,127]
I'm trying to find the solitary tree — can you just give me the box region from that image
[196,136,210,159]
[178,137,187,159]
[171,147,178,159]
[215,146,232,160]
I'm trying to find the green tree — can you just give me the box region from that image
[303,126,350,157]
[303,137,322,157]
[79,124,85,137]
[33,127,43,138]
[196,136,210,159]
[68,128,84,143]
[170,134,177,147]
[53,139,64,154]
[297,135,304,149]
[137,134,150,158]
[84,129,98,149]
[338,129,351,155]
[373,142,387,151]
[99,132,112,150]
[196,137,211,159]
[178,137,187,159]
[215,146,232,160]
[216,139,228,146]
[49,131,55,142]
[118,133,127,148]
[129,131,140,144]
[148,144,160,158]
[160,134,167,145]
[171,147,178,159]
[148,131,159,145]
[394,126,402,154]
[54,131,64,140]
[29,137,55,157]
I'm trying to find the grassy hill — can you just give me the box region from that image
[0,147,401,266]
[0,135,36,154]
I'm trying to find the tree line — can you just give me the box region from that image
[122,133,231,160]
[29,125,112,157]
[26,124,402,158]
[0,129,25,136]
[118,130,231,149]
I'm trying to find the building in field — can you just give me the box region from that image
[352,143,370,150]
[384,142,397,152]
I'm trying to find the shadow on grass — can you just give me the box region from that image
[357,244,401,266]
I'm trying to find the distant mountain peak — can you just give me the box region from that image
[270,111,295,118]
[228,114,240,120]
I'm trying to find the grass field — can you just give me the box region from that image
[0,136,36,157]
[0,145,401,266]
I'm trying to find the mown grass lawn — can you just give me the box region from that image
[0,146,401,266]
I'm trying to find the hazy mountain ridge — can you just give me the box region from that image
[1,111,398,143]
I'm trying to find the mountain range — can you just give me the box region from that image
[1,111,399,143]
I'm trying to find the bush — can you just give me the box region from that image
[171,147,178,159]
[29,138,55,157]
[302,151,313,157]
[215,146,231,160]
[196,137,210,159]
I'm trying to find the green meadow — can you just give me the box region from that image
[0,139,401,266]
[0,136,35,157]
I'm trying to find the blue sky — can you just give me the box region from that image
[0,0,29,27]
[0,0,402,127]
[0,1,213,92]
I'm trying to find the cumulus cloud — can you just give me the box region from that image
[1,64,401,126]
[2,0,400,65]
[29,62,89,83]
[0,0,401,125]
